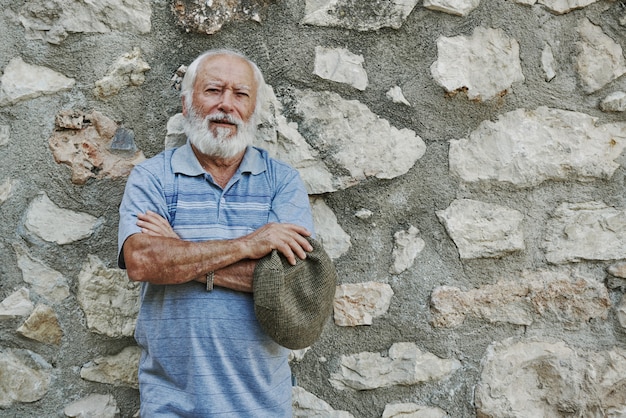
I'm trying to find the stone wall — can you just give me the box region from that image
[1,0,625,416]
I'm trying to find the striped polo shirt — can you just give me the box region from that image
[118,142,314,417]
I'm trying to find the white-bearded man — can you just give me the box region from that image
[118,49,314,417]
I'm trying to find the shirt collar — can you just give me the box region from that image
[171,141,266,176]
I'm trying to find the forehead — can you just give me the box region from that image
[195,54,257,90]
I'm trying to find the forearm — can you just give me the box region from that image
[123,233,249,285]
[195,259,257,293]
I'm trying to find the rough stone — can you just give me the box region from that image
[618,294,626,329]
[0,288,34,319]
[0,178,14,205]
[311,196,352,260]
[24,193,99,245]
[608,261,626,278]
[14,243,71,302]
[430,27,524,101]
[49,110,145,185]
[333,282,394,326]
[291,89,426,187]
[382,403,448,418]
[537,0,600,13]
[0,124,9,146]
[576,18,626,94]
[314,46,368,91]
[80,346,140,389]
[16,0,151,44]
[171,0,266,35]
[77,255,139,338]
[423,0,480,16]
[354,208,373,219]
[600,91,626,112]
[329,342,461,390]
[17,304,63,345]
[0,57,75,106]
[430,267,610,328]
[292,386,354,417]
[390,225,425,274]
[64,393,120,418]
[475,337,626,417]
[542,44,557,81]
[94,48,150,98]
[543,201,626,264]
[0,348,52,407]
[301,0,419,31]
[449,107,626,187]
[436,199,524,259]
[386,86,411,106]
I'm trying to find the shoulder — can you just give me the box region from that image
[249,146,297,174]
[132,148,177,176]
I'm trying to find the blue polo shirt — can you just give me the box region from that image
[118,142,314,417]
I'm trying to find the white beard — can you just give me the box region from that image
[184,109,257,159]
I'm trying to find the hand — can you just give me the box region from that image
[136,211,179,239]
[239,223,313,265]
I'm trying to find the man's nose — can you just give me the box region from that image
[217,91,234,113]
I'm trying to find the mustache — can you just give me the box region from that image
[205,112,243,127]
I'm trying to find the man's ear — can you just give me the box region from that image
[181,95,189,117]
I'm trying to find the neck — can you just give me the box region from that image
[191,144,246,188]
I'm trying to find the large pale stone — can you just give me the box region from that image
[255,85,335,194]
[49,110,146,185]
[329,342,461,390]
[0,288,34,319]
[544,201,626,264]
[301,0,419,31]
[576,18,626,93]
[430,27,524,101]
[291,90,426,187]
[424,0,480,16]
[17,304,63,345]
[430,268,610,328]
[80,346,140,389]
[0,57,75,106]
[311,197,351,260]
[171,0,265,35]
[475,338,626,417]
[390,225,425,274]
[24,193,99,245]
[537,0,599,13]
[334,282,394,326]
[94,48,151,98]
[382,403,448,418]
[14,244,70,302]
[77,255,139,338]
[16,0,151,44]
[601,91,626,112]
[436,199,524,259]
[449,107,626,187]
[64,394,120,418]
[314,46,368,91]
[292,386,354,417]
[0,349,52,407]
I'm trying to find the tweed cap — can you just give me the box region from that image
[253,237,337,350]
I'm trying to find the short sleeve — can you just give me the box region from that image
[268,166,315,238]
[117,164,169,269]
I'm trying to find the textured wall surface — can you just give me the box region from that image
[1,0,626,417]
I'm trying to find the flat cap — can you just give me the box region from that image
[253,237,337,350]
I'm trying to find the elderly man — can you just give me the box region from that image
[118,49,314,417]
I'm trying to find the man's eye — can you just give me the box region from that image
[236,92,249,97]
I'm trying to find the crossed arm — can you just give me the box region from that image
[122,211,313,292]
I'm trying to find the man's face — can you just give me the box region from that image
[185,54,258,139]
